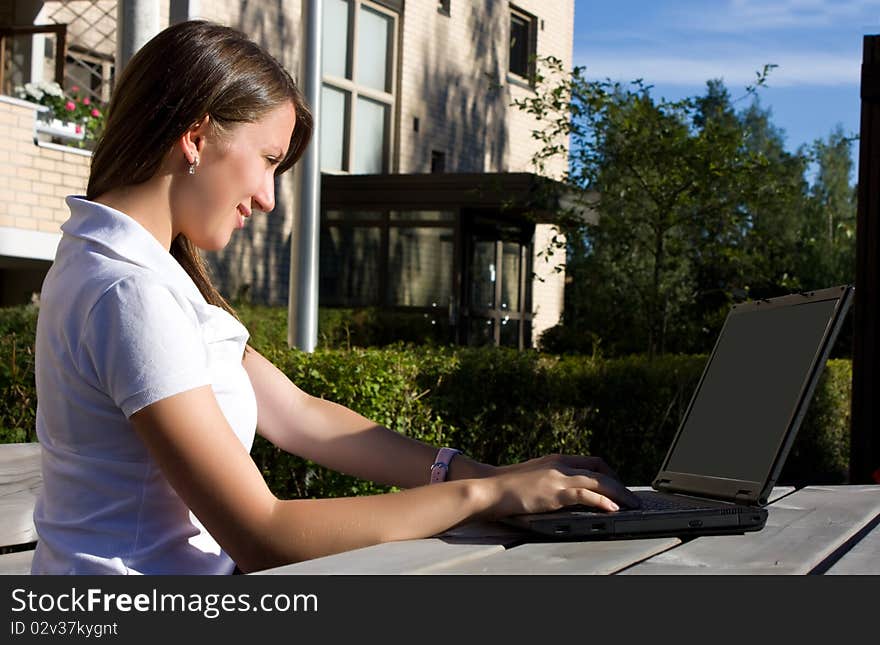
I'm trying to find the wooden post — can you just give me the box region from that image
[53,24,66,86]
[851,35,880,484]
[0,35,6,95]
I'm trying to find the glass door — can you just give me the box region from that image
[462,215,532,348]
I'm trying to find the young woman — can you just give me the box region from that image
[31,20,639,575]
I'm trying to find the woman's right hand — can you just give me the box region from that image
[480,459,641,519]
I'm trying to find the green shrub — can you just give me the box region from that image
[0,304,38,443]
[778,359,852,485]
[249,345,447,499]
[231,301,289,353]
[233,303,452,351]
[0,304,854,495]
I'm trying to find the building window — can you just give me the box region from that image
[321,210,455,311]
[508,5,537,84]
[321,0,397,174]
[430,150,446,173]
[319,212,383,306]
[388,222,454,308]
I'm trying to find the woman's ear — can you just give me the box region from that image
[177,115,211,165]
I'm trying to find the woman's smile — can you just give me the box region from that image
[236,203,251,229]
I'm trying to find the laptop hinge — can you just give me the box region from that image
[654,479,673,491]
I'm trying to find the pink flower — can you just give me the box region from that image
[83,97,90,105]
[75,124,82,134]
[65,101,75,112]
[91,108,100,117]
[71,85,79,93]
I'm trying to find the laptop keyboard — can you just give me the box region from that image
[634,491,724,511]
[556,491,732,514]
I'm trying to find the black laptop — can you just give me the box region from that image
[504,285,854,540]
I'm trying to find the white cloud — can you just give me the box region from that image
[684,0,880,32]
[573,51,860,88]
[571,1,872,91]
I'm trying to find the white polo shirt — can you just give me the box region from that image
[31,196,257,575]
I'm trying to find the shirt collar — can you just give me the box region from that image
[61,195,205,304]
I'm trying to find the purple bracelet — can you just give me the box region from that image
[429,448,462,484]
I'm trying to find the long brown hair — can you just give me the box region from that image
[87,20,313,325]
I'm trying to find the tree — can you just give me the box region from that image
[516,58,835,357]
[797,125,858,290]
[517,59,791,356]
[733,99,809,298]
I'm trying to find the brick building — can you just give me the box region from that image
[0,0,579,348]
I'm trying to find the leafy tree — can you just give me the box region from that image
[797,125,858,290]
[517,58,802,356]
[733,99,810,298]
[517,57,861,358]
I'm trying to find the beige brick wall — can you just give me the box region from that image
[531,222,566,344]
[506,0,573,180]
[397,1,508,173]
[397,0,573,177]
[507,2,572,342]
[0,99,90,234]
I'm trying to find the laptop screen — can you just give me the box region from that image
[664,296,839,484]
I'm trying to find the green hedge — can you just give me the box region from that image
[1,304,853,498]
[233,303,452,352]
[0,304,38,444]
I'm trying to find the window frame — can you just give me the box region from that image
[320,210,458,314]
[462,216,534,349]
[507,4,538,87]
[321,0,399,174]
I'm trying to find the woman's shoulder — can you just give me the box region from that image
[40,263,197,359]
[88,272,200,327]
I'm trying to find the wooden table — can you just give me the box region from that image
[253,486,880,575]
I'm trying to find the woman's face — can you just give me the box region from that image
[173,102,297,251]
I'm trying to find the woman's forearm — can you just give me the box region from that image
[246,345,497,488]
[240,477,496,572]
[240,452,635,573]
[276,394,496,488]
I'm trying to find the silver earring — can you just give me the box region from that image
[188,156,199,175]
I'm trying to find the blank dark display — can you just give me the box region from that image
[665,298,838,483]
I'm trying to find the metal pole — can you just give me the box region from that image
[288,0,322,352]
[116,0,160,72]
[851,35,880,484]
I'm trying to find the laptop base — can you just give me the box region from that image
[503,505,767,540]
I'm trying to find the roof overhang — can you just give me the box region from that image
[320,172,598,225]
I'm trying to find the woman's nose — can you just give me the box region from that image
[253,173,276,213]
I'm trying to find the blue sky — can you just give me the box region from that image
[572,0,878,174]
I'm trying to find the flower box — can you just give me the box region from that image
[35,115,85,141]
